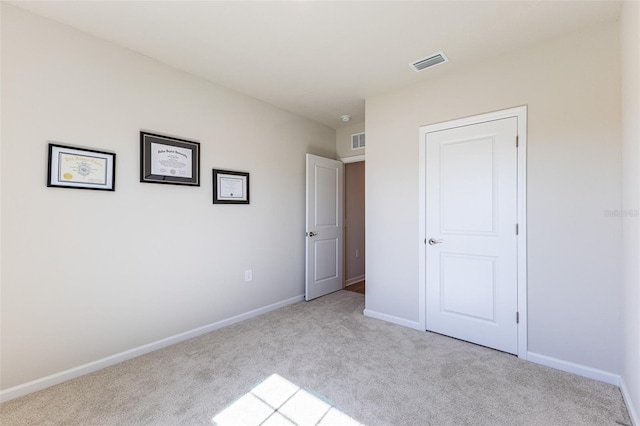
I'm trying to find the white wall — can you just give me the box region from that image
[365,22,623,375]
[0,4,335,391]
[620,1,640,422]
[336,122,365,159]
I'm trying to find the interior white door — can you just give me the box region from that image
[305,154,344,301]
[425,117,518,354]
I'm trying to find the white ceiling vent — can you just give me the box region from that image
[411,52,449,72]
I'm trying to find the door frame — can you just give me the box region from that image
[418,106,528,359]
[340,154,365,164]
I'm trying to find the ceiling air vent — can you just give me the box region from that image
[411,52,449,72]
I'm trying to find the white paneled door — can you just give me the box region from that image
[425,117,518,354]
[305,154,344,301]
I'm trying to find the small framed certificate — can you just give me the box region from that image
[47,143,116,191]
[213,169,250,204]
[140,132,200,186]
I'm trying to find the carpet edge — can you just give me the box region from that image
[527,351,621,386]
[621,377,639,426]
[0,294,304,403]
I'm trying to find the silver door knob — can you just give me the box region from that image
[308,232,318,237]
[428,238,443,245]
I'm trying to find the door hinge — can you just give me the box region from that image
[516,312,520,324]
[516,135,519,148]
[516,224,519,235]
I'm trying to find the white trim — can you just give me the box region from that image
[363,309,423,331]
[345,275,365,287]
[340,154,365,164]
[515,107,528,358]
[418,132,427,331]
[621,377,639,426]
[527,352,621,386]
[0,295,304,403]
[418,105,528,359]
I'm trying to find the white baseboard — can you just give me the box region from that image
[527,352,621,386]
[363,309,423,331]
[621,377,639,426]
[0,294,304,403]
[345,275,365,287]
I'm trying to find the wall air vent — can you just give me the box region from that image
[351,132,365,150]
[411,52,449,72]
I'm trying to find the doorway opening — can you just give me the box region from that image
[343,160,365,294]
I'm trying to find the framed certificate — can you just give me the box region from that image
[213,169,250,204]
[140,132,200,186]
[47,143,116,191]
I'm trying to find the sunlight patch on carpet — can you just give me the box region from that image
[212,374,363,426]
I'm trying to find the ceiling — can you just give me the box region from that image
[10,1,622,129]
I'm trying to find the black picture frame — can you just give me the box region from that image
[47,143,116,191]
[213,169,250,204]
[140,132,200,186]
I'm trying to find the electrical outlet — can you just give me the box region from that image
[355,249,359,258]
[244,270,252,282]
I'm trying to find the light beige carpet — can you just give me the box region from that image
[0,291,632,425]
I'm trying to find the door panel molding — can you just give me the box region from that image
[418,105,528,358]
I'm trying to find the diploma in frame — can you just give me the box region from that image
[140,132,200,186]
[213,169,250,204]
[47,143,116,191]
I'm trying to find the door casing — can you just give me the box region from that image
[418,106,528,358]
